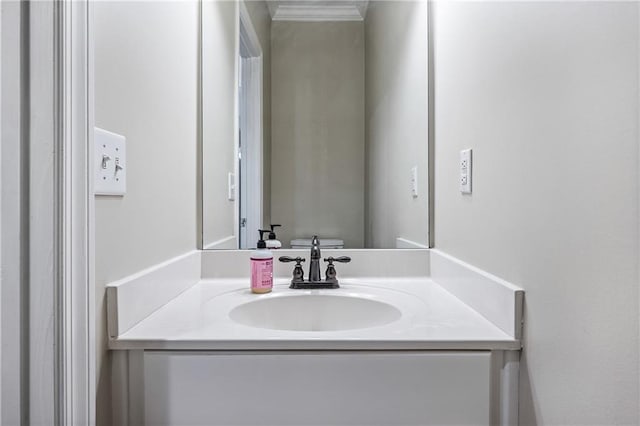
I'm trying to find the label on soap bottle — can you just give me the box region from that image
[251,258,273,291]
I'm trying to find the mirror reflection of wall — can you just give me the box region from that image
[202,0,242,250]
[202,0,429,250]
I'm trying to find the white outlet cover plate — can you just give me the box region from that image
[460,148,472,194]
[95,127,127,196]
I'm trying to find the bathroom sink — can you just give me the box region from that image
[229,294,402,332]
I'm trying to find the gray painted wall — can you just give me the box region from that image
[364,1,429,249]
[271,21,365,248]
[94,2,199,423]
[432,2,639,424]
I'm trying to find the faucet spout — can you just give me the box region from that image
[308,236,322,282]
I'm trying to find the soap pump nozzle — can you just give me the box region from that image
[268,224,281,240]
[257,230,269,249]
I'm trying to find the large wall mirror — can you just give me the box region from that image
[202,0,429,250]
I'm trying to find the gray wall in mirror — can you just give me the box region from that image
[271,21,365,249]
[202,0,429,250]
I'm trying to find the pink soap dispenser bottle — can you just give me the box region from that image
[251,230,273,294]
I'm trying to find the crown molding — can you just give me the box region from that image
[268,1,369,22]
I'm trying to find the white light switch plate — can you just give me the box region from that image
[410,166,418,198]
[95,127,126,196]
[460,148,472,194]
[228,172,235,201]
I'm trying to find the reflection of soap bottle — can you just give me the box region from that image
[251,230,273,294]
[265,224,282,250]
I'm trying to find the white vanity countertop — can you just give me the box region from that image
[109,277,521,351]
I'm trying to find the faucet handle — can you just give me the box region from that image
[280,257,306,285]
[279,256,305,265]
[323,256,350,284]
[324,256,351,264]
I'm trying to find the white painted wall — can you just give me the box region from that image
[94,2,199,424]
[432,2,639,424]
[202,0,238,248]
[364,0,429,249]
[271,21,365,248]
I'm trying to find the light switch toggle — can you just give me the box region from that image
[101,154,111,169]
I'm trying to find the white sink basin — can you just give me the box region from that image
[229,294,402,332]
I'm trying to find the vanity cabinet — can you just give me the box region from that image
[117,350,492,426]
[107,251,523,425]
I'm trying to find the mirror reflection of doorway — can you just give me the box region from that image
[238,5,263,249]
